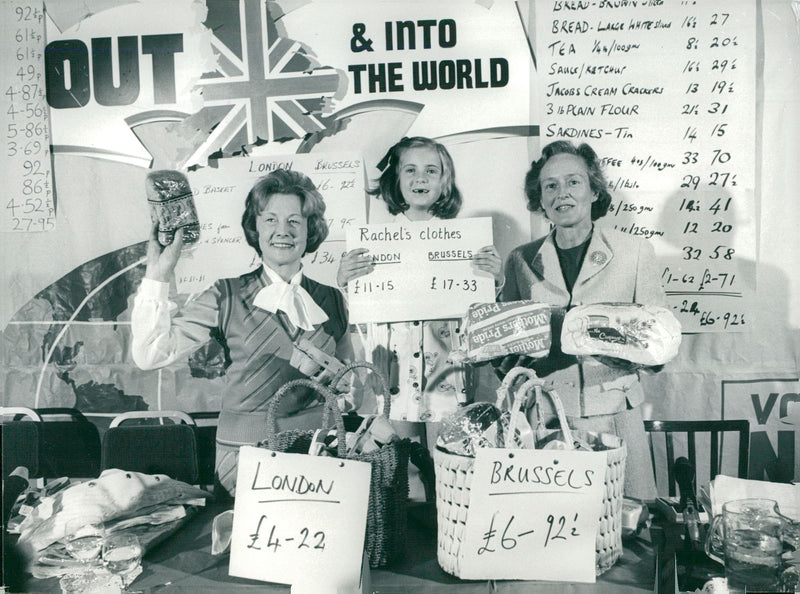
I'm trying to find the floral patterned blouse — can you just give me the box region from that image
[364,319,471,422]
[359,208,473,422]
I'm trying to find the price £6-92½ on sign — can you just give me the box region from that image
[459,448,608,583]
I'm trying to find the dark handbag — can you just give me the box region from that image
[330,362,411,568]
[262,378,346,457]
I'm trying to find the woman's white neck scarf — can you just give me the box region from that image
[252,265,328,331]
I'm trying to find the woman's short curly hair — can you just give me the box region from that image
[369,136,462,219]
[241,169,329,255]
[524,140,612,221]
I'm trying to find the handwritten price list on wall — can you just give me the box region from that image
[536,1,756,332]
[1,0,55,233]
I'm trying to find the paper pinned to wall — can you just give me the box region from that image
[176,153,367,293]
[534,1,757,333]
[2,0,55,234]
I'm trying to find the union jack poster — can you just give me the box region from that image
[178,0,342,165]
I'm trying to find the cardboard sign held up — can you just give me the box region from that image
[229,447,371,590]
[345,217,495,323]
[459,448,607,583]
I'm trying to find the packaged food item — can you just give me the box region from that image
[454,300,551,363]
[561,302,682,366]
[146,170,200,246]
[437,402,506,456]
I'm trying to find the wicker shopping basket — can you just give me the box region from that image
[263,367,411,568]
[433,367,627,577]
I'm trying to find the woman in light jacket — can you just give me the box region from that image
[498,140,666,499]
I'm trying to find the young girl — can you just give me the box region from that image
[337,137,503,448]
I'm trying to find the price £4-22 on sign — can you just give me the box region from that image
[2,0,55,233]
[459,448,608,582]
[229,447,371,589]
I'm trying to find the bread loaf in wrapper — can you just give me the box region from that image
[561,302,682,366]
[456,300,551,363]
[146,170,200,246]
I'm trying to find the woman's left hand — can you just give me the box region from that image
[472,245,504,286]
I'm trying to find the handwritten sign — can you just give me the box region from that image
[344,217,495,323]
[1,0,55,233]
[176,153,366,293]
[459,448,607,582]
[536,1,756,332]
[229,446,371,589]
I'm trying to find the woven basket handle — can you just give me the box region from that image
[495,366,537,411]
[265,378,346,458]
[503,384,535,449]
[330,361,391,419]
[519,375,575,451]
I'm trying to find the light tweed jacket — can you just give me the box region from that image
[501,225,666,418]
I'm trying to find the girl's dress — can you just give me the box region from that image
[363,210,471,422]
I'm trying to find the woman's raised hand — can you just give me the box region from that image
[336,248,374,288]
[145,223,185,282]
[472,245,504,287]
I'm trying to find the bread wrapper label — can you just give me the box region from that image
[456,301,551,363]
[146,170,201,246]
[561,302,682,366]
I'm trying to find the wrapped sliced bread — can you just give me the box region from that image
[561,302,682,366]
[455,300,551,363]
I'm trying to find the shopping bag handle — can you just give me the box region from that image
[265,379,346,457]
[330,361,391,419]
[495,366,537,411]
[519,375,575,451]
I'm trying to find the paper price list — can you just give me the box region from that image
[667,4,753,332]
[2,0,55,233]
[536,1,756,332]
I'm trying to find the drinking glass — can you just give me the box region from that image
[102,532,143,587]
[63,517,105,564]
[705,499,787,591]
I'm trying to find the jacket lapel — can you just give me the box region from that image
[574,228,613,289]
[531,232,570,300]
[239,267,267,311]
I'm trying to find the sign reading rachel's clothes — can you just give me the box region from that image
[345,217,495,323]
